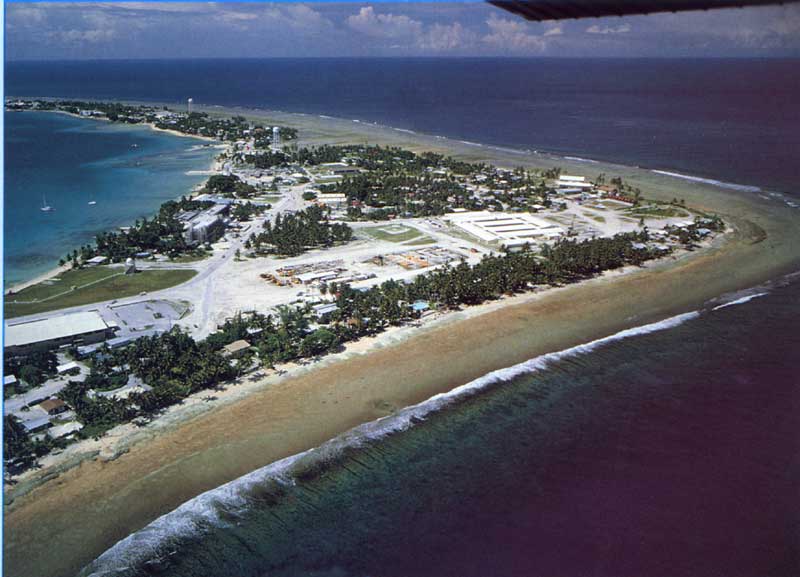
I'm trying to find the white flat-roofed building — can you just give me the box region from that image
[5,311,115,356]
[49,421,84,439]
[556,175,594,190]
[444,211,564,247]
[312,303,339,319]
[85,256,108,266]
[317,193,348,206]
[56,361,80,374]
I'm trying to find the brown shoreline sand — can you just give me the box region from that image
[4,102,800,577]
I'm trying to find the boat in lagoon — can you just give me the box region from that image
[40,193,54,212]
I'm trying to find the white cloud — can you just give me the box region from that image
[419,22,474,51]
[48,28,115,44]
[653,5,800,51]
[283,5,333,32]
[586,24,632,35]
[7,5,47,27]
[345,6,474,52]
[346,6,423,39]
[483,15,558,53]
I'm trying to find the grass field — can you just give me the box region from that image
[5,269,196,318]
[362,225,423,243]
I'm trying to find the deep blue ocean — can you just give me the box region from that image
[7,58,800,193]
[4,59,800,577]
[4,110,217,287]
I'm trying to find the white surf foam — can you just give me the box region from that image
[565,156,600,164]
[711,292,769,311]
[83,310,700,576]
[651,170,761,193]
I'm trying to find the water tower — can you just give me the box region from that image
[272,126,281,150]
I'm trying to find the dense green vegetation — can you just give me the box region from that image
[244,144,560,219]
[202,174,257,199]
[3,350,58,394]
[3,415,58,471]
[231,201,268,221]
[7,100,298,144]
[246,205,353,257]
[57,329,237,436]
[89,197,216,262]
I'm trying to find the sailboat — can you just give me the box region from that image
[40,193,54,212]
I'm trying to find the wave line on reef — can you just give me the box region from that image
[82,310,701,577]
[651,169,761,193]
[712,292,769,311]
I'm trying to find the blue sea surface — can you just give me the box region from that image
[82,278,800,577]
[4,110,217,287]
[7,58,800,193]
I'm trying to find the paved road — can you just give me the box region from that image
[6,186,307,339]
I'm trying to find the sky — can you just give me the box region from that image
[6,1,800,60]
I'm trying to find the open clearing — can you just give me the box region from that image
[362,224,424,243]
[5,269,196,318]
[403,236,436,246]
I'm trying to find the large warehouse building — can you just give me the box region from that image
[5,310,116,357]
[444,211,564,249]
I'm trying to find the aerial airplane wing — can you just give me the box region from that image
[489,0,800,21]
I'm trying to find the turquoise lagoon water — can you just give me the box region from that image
[4,111,218,287]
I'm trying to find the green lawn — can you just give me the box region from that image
[5,269,196,318]
[6,267,119,302]
[362,225,423,243]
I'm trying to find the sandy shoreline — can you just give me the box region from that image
[4,101,800,577]
[2,241,706,498]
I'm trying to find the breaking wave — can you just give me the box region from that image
[712,292,769,311]
[81,310,701,576]
[565,156,600,164]
[651,169,761,193]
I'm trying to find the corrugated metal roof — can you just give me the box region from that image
[6,311,110,348]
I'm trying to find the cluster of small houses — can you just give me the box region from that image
[2,302,324,444]
[3,356,153,441]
